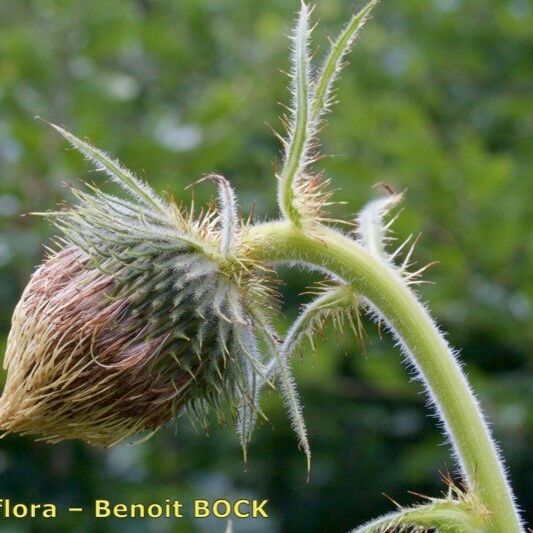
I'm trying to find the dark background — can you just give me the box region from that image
[0,0,531,531]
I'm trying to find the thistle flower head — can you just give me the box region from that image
[0,1,380,463]
[0,126,275,447]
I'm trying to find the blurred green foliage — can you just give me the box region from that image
[0,0,531,531]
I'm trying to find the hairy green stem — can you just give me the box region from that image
[245,221,522,532]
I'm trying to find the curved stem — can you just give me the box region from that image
[245,221,522,532]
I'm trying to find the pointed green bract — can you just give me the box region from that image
[277,1,379,227]
[312,0,379,120]
[277,2,314,225]
[49,123,168,214]
[283,283,362,356]
[356,191,403,261]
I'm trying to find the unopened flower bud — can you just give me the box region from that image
[0,127,274,448]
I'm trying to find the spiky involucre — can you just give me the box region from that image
[0,127,274,446]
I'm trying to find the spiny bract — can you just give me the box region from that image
[0,126,276,449]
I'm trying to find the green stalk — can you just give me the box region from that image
[245,220,522,532]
